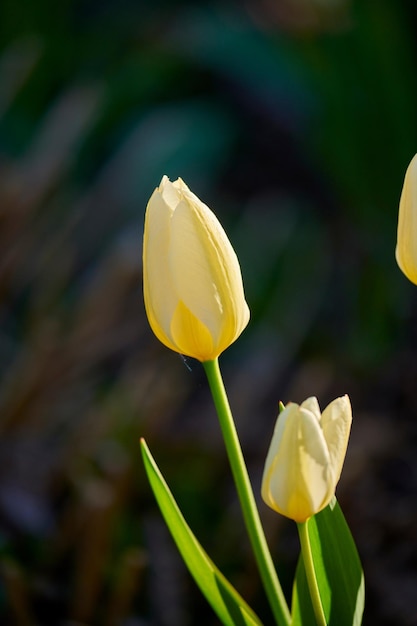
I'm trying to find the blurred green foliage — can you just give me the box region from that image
[1,0,417,624]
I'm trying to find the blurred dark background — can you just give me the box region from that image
[1,0,417,624]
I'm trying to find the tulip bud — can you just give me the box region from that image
[143,176,250,362]
[396,153,417,285]
[261,395,352,523]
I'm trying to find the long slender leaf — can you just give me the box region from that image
[140,438,263,626]
[292,498,364,626]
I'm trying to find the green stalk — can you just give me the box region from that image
[297,520,327,626]
[203,358,291,626]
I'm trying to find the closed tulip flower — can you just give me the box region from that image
[143,176,250,362]
[396,153,417,285]
[262,395,352,523]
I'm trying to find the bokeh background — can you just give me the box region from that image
[1,0,417,624]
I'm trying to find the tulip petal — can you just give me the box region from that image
[321,395,352,484]
[262,404,332,523]
[170,300,214,361]
[396,153,417,284]
[160,175,181,210]
[169,184,249,358]
[143,185,179,353]
[300,397,321,422]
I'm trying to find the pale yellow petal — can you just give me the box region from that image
[396,154,417,285]
[170,300,214,361]
[300,397,321,422]
[261,402,296,493]
[159,175,182,210]
[321,395,352,485]
[143,182,179,352]
[169,184,249,358]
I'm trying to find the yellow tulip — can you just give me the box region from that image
[396,153,417,284]
[143,176,250,362]
[261,395,352,523]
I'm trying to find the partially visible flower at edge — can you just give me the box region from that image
[261,395,352,523]
[143,176,250,362]
[396,153,417,285]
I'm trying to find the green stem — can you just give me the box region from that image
[297,520,327,626]
[203,358,291,626]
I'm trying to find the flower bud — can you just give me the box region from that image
[396,153,417,284]
[143,176,250,362]
[261,395,352,523]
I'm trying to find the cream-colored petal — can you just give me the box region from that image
[159,175,182,210]
[143,184,179,351]
[175,179,249,343]
[300,396,321,422]
[321,395,352,485]
[169,186,249,357]
[396,154,417,285]
[262,402,296,491]
[170,300,214,361]
[262,404,332,523]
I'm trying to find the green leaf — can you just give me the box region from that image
[292,498,364,626]
[140,439,263,626]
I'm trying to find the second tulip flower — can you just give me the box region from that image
[262,396,352,523]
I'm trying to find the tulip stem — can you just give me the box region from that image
[203,358,291,626]
[297,520,327,626]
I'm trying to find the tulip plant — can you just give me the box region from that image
[396,153,417,285]
[140,176,364,625]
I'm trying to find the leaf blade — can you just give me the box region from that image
[292,498,364,626]
[140,438,263,626]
